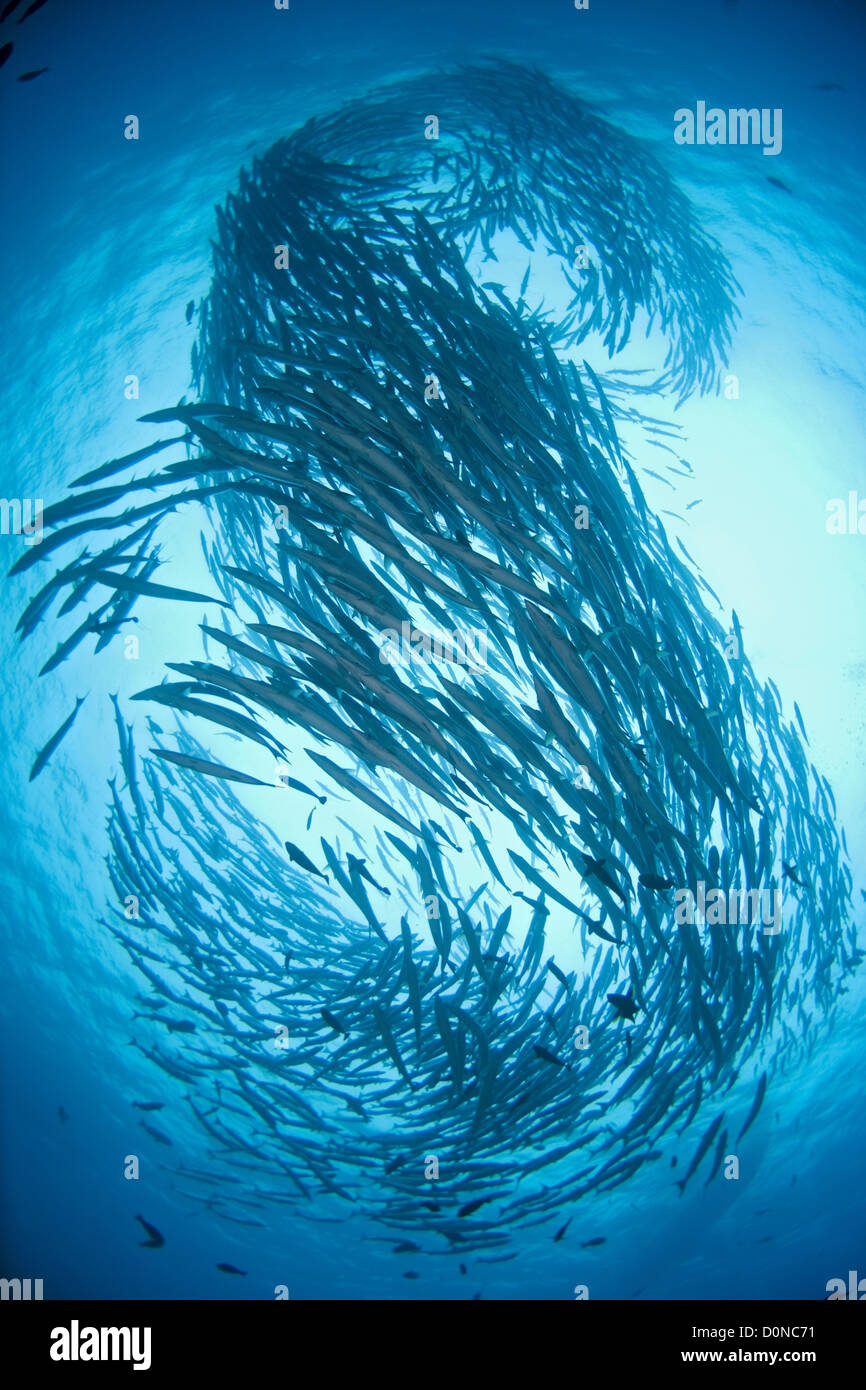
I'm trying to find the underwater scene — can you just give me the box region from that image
[1,0,865,1312]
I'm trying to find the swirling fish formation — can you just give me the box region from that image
[13,63,857,1259]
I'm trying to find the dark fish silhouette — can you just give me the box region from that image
[285,840,329,881]
[87,615,139,635]
[216,1263,246,1275]
[17,0,48,21]
[580,854,628,902]
[458,1198,487,1218]
[553,1219,571,1242]
[131,1101,164,1111]
[676,1113,725,1194]
[185,300,195,323]
[154,748,272,787]
[607,988,640,1021]
[29,696,87,781]
[766,176,793,195]
[0,41,13,67]
[139,1120,173,1146]
[736,1072,767,1143]
[321,1008,347,1035]
[347,854,391,895]
[782,861,806,888]
[57,1105,69,1124]
[638,873,675,891]
[580,1237,606,1248]
[17,65,48,80]
[135,1214,165,1248]
[532,1044,568,1069]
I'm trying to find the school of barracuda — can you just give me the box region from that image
[12,63,859,1263]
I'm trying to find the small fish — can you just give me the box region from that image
[29,696,87,782]
[423,1202,440,1213]
[346,853,391,895]
[607,988,640,1021]
[321,1007,347,1035]
[670,1156,678,1169]
[393,1241,420,1253]
[131,1101,164,1112]
[139,1121,173,1146]
[185,300,195,323]
[580,1237,606,1248]
[588,917,620,945]
[277,774,326,802]
[403,1271,420,1279]
[285,840,329,881]
[216,1263,246,1275]
[553,1218,571,1242]
[532,1043,568,1069]
[135,1214,165,1248]
[154,748,272,787]
[676,1112,725,1194]
[638,873,674,892]
[17,65,48,80]
[459,1263,467,1274]
[0,42,14,68]
[580,854,628,903]
[458,1198,487,1218]
[704,1126,729,1187]
[813,81,844,91]
[90,570,231,607]
[782,861,806,888]
[736,1072,767,1143]
[87,615,139,635]
[548,959,569,988]
[57,1105,69,1124]
[427,819,461,851]
[766,175,793,194]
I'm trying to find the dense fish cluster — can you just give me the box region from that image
[13,63,858,1259]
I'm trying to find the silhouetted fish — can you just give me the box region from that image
[135,1214,165,1248]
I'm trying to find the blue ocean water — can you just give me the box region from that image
[1,0,865,1301]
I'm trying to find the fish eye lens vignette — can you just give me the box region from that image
[1,0,864,1367]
